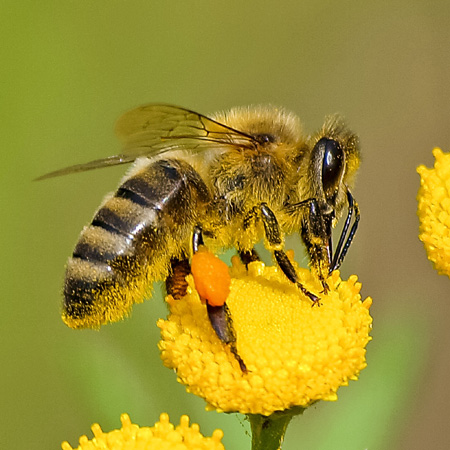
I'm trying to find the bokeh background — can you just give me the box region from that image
[2,1,450,449]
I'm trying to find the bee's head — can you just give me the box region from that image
[309,116,360,217]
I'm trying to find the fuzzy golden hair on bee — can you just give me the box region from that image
[207,105,310,215]
[212,104,305,148]
[38,104,361,347]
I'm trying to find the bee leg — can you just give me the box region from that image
[240,209,261,267]
[207,303,247,372]
[192,225,204,253]
[243,206,258,230]
[295,198,336,294]
[259,203,320,304]
[165,256,191,299]
[192,226,247,372]
[274,250,320,305]
[239,249,260,267]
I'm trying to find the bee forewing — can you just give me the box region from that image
[34,155,132,180]
[115,104,255,151]
[37,104,257,181]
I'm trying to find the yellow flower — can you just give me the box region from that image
[417,148,450,277]
[61,413,225,450]
[158,256,372,416]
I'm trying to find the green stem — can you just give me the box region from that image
[247,407,305,450]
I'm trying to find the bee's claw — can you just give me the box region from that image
[298,284,321,306]
[320,279,330,295]
[228,343,248,373]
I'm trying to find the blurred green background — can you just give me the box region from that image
[2,1,450,449]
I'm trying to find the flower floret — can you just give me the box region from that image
[417,148,450,277]
[158,257,372,415]
[61,413,225,450]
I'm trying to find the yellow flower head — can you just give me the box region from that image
[417,148,450,277]
[61,413,225,450]
[158,256,372,416]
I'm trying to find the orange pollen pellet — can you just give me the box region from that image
[191,249,231,307]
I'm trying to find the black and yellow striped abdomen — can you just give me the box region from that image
[63,158,210,329]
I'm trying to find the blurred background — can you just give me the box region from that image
[2,1,450,449]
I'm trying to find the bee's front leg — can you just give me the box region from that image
[300,199,332,294]
[258,203,320,304]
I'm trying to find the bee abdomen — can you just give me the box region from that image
[72,225,132,263]
[63,259,117,321]
[63,158,211,329]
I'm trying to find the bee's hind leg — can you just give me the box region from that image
[192,226,247,372]
[165,256,191,299]
[207,303,247,372]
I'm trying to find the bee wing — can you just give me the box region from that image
[36,104,257,180]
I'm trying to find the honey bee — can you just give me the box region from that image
[39,104,360,363]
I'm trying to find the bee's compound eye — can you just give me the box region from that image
[319,138,345,202]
